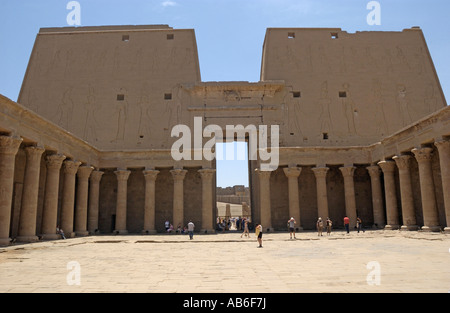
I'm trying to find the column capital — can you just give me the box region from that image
[255,168,272,180]
[46,154,66,170]
[198,168,216,180]
[434,140,450,153]
[412,147,433,163]
[393,155,412,171]
[64,160,82,175]
[0,135,22,155]
[378,160,396,173]
[24,145,45,159]
[90,170,104,183]
[170,169,188,181]
[283,166,302,178]
[78,166,94,180]
[143,169,160,181]
[312,167,329,178]
[114,169,131,181]
[339,166,355,177]
[366,165,380,178]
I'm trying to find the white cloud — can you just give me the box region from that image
[161,1,177,7]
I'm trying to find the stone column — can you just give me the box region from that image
[412,147,441,232]
[434,140,450,233]
[393,155,418,231]
[339,166,357,228]
[366,165,385,228]
[199,168,216,233]
[17,146,45,242]
[0,136,22,246]
[283,167,302,230]
[88,170,104,234]
[60,160,81,238]
[312,167,329,223]
[170,169,187,230]
[74,165,94,236]
[114,169,131,234]
[142,169,159,234]
[256,169,273,232]
[41,154,66,240]
[378,161,399,230]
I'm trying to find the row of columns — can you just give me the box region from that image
[257,142,450,232]
[0,134,217,245]
[113,168,216,234]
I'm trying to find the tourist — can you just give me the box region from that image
[187,221,195,240]
[241,218,250,238]
[326,217,332,236]
[356,217,365,233]
[167,224,174,233]
[344,216,350,234]
[287,217,296,239]
[56,226,66,240]
[316,217,324,236]
[255,224,263,248]
[165,220,170,232]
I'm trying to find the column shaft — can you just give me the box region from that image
[88,171,104,234]
[60,160,81,238]
[0,136,22,246]
[339,166,357,228]
[75,166,94,236]
[143,170,159,234]
[378,161,399,230]
[312,167,329,223]
[17,146,45,242]
[393,155,418,230]
[434,140,450,232]
[41,154,66,239]
[412,147,440,231]
[199,169,216,233]
[367,166,385,228]
[256,169,273,232]
[114,170,131,234]
[283,167,302,230]
[171,169,187,230]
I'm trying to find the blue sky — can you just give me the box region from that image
[1,0,449,187]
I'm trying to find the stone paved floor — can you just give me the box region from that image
[0,230,449,293]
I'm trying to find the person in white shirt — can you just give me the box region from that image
[187,221,195,240]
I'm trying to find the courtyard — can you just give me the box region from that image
[0,230,448,293]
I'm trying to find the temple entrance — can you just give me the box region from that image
[215,141,252,232]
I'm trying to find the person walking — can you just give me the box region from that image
[287,217,296,239]
[316,217,324,236]
[356,217,365,233]
[326,217,332,236]
[240,218,250,238]
[187,221,195,240]
[255,224,263,248]
[344,216,350,234]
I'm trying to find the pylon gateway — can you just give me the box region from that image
[0,25,449,245]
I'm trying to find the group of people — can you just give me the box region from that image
[165,220,195,239]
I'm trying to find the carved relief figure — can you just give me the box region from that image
[55,87,74,130]
[396,84,412,127]
[83,87,99,143]
[318,81,332,134]
[112,89,128,143]
[371,79,389,135]
[424,83,439,113]
[341,83,357,135]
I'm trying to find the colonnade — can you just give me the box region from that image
[257,141,450,232]
[0,135,216,245]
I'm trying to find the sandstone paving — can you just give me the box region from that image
[0,230,449,293]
